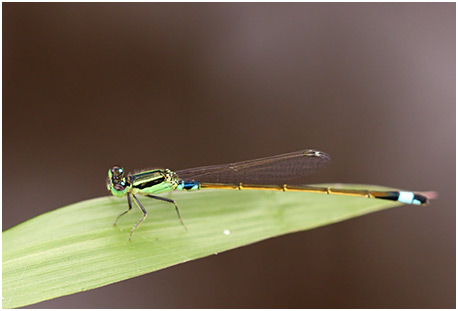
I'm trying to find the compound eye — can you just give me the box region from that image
[111,166,124,178]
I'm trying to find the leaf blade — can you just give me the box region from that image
[3,184,404,308]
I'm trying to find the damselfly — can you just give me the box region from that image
[107,149,431,240]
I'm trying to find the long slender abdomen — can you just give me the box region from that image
[192,182,432,206]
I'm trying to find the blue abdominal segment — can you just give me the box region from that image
[398,191,415,204]
[371,190,428,205]
[397,191,426,205]
[177,180,200,191]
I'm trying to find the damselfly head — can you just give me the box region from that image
[107,166,129,197]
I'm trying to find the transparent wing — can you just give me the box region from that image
[176,149,331,184]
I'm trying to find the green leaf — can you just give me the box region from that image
[3,184,405,308]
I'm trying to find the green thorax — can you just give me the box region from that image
[131,169,179,195]
[107,166,179,197]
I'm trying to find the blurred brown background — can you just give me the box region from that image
[3,3,455,308]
